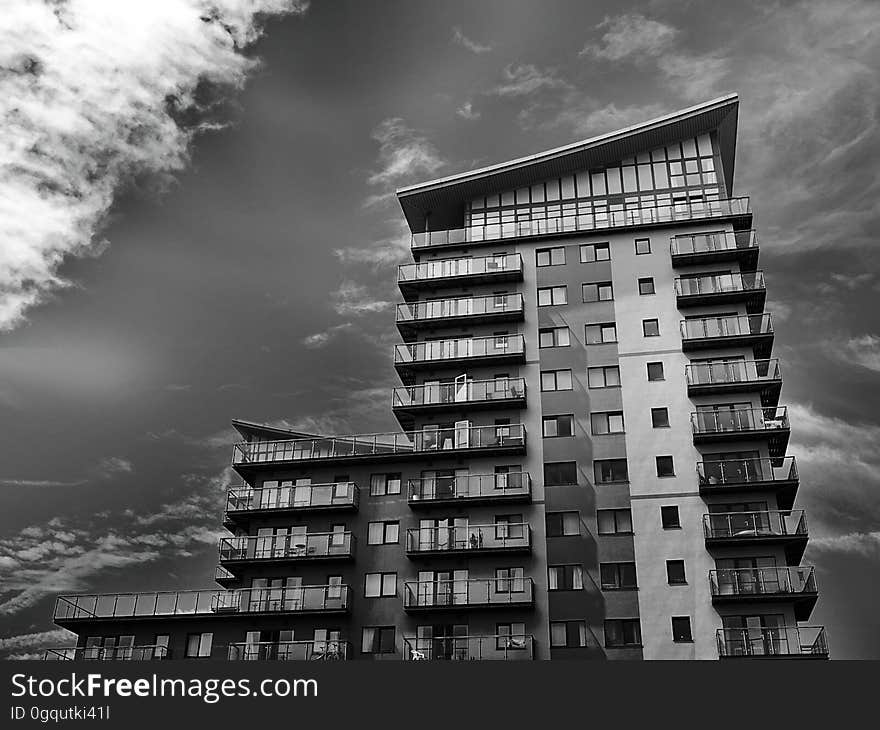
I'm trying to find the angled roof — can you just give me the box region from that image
[231,418,316,440]
[396,94,739,233]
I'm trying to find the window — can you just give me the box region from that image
[672,617,693,643]
[604,619,642,647]
[370,473,401,496]
[591,411,625,435]
[597,509,633,535]
[588,366,620,388]
[651,407,670,428]
[362,627,396,654]
[580,242,610,263]
[582,281,614,302]
[536,247,565,266]
[538,286,567,306]
[543,414,574,438]
[643,319,660,337]
[585,323,617,344]
[367,521,399,545]
[667,560,687,585]
[495,567,525,592]
[546,512,580,537]
[661,506,681,529]
[656,456,675,477]
[497,623,528,651]
[635,238,651,255]
[646,361,665,381]
[544,461,578,486]
[153,635,170,660]
[551,621,587,648]
[185,633,213,658]
[539,326,570,348]
[548,565,584,591]
[365,572,397,598]
[600,562,638,590]
[594,459,628,484]
[541,369,573,391]
[638,277,655,295]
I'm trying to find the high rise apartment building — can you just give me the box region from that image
[46,94,827,661]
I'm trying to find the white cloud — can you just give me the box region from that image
[580,13,678,60]
[0,0,308,330]
[452,27,492,54]
[488,64,570,97]
[96,456,133,477]
[810,531,880,557]
[302,322,354,349]
[366,118,445,190]
[331,280,394,316]
[456,101,481,121]
[0,629,77,655]
[842,334,880,372]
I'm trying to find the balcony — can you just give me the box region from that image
[698,456,800,510]
[44,645,168,661]
[224,482,359,527]
[411,197,752,250]
[215,565,236,587]
[398,253,523,292]
[394,334,525,379]
[703,510,808,563]
[670,229,759,269]
[686,359,782,406]
[232,424,526,470]
[691,406,790,456]
[392,378,526,422]
[675,271,766,312]
[396,293,524,332]
[405,524,531,558]
[228,640,351,661]
[53,585,351,627]
[403,577,535,612]
[219,533,355,566]
[717,626,828,659]
[709,567,818,620]
[408,471,531,507]
[681,313,774,358]
[403,634,535,661]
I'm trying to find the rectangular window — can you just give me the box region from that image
[185,633,213,658]
[580,242,611,263]
[362,626,396,654]
[544,461,578,486]
[540,369,573,391]
[364,572,397,598]
[370,473,401,496]
[585,323,617,344]
[672,616,693,642]
[587,366,620,388]
[594,459,628,484]
[538,286,567,306]
[538,326,570,348]
[638,277,655,295]
[635,238,651,255]
[597,509,633,535]
[605,619,642,647]
[551,621,587,648]
[667,560,687,585]
[367,521,399,545]
[643,318,660,337]
[651,407,670,428]
[536,247,565,266]
[656,456,675,477]
[582,281,614,302]
[548,565,584,591]
[600,562,638,590]
[591,411,625,435]
[647,361,665,381]
[543,414,574,438]
[546,512,580,537]
[496,622,527,650]
[661,506,681,529]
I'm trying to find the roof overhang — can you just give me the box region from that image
[231,418,317,441]
[396,94,739,233]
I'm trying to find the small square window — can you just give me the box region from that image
[537,247,565,267]
[635,238,651,255]
[580,242,611,263]
[643,319,660,337]
[666,560,687,585]
[543,414,575,438]
[656,455,675,477]
[647,362,665,381]
[586,323,617,344]
[672,616,693,642]
[651,407,670,428]
[661,506,680,529]
[638,277,655,295]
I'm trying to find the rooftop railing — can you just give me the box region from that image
[412,197,751,248]
[691,406,789,435]
[408,472,531,503]
[670,229,758,258]
[403,635,535,661]
[686,359,781,388]
[717,626,828,658]
[675,271,765,297]
[680,313,773,341]
[226,482,359,514]
[697,456,798,487]
[703,510,807,541]
[392,377,526,409]
[709,566,817,598]
[44,645,168,661]
[405,524,531,554]
[403,577,534,609]
[398,254,523,283]
[219,533,355,562]
[396,293,524,324]
[228,640,350,661]
[394,334,525,366]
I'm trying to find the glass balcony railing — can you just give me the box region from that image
[680,313,773,341]
[215,565,236,582]
[44,646,168,661]
[703,510,807,541]
[228,641,350,661]
[412,197,751,248]
[686,359,781,388]
[670,229,758,259]
[697,456,798,487]
[220,533,355,562]
[53,586,350,622]
[232,424,526,465]
[403,635,535,661]
[394,334,525,367]
[408,472,531,504]
[403,577,534,610]
[396,294,524,325]
[717,626,828,658]
[398,254,523,284]
[226,482,359,514]
[675,271,765,298]
[691,406,789,436]
[392,377,526,409]
[709,566,817,599]
[405,524,531,555]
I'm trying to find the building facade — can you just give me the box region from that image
[45,94,827,661]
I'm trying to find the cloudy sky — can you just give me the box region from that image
[1,0,879,660]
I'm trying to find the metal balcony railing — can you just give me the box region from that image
[686,359,781,388]
[227,641,350,661]
[703,510,807,541]
[709,566,817,598]
[215,565,236,582]
[43,646,168,661]
[675,271,765,297]
[691,406,789,435]
[697,456,798,487]
[394,334,525,366]
[403,577,534,609]
[396,294,524,324]
[717,626,828,658]
[670,229,758,258]
[405,524,531,554]
[681,313,773,341]
[226,482,359,514]
[398,254,523,283]
[392,377,526,409]
[403,635,535,661]
[220,533,355,562]
[232,424,526,465]
[408,472,531,503]
[411,197,751,248]
[53,586,350,622]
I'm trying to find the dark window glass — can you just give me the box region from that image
[666,560,687,585]
[638,277,655,295]
[647,362,665,381]
[643,319,660,336]
[672,617,693,642]
[656,456,675,477]
[661,506,681,529]
[544,461,578,486]
[594,459,628,484]
[651,407,670,428]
